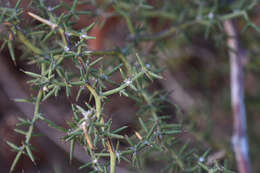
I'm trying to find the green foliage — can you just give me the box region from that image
[1,0,259,172]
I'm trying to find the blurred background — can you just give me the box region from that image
[0,0,260,172]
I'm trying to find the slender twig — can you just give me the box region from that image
[27,12,58,30]
[223,20,251,173]
[85,84,116,173]
[103,70,145,96]
[9,63,44,172]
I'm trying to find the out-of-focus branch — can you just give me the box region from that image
[223,20,251,173]
[161,70,196,110]
[127,10,247,42]
[157,45,217,111]
[128,21,196,41]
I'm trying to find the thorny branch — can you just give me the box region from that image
[0,56,130,173]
